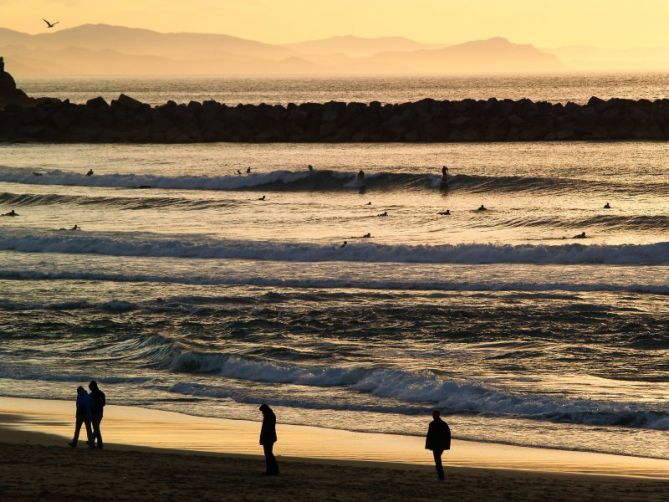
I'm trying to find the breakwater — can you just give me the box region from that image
[2,93,669,143]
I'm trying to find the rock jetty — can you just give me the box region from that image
[2,64,669,143]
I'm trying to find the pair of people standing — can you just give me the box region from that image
[69,380,106,449]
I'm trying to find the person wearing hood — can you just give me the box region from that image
[69,386,94,448]
[259,404,279,475]
[89,380,106,449]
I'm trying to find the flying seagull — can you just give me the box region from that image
[43,19,59,28]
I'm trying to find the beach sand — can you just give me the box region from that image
[1,397,667,501]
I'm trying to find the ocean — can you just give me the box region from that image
[0,77,668,461]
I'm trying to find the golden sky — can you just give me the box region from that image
[3,0,669,48]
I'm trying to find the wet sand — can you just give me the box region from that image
[0,397,667,501]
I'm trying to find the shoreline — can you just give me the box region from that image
[1,397,668,501]
[1,396,668,479]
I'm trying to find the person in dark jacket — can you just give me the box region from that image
[259,403,279,475]
[89,380,106,449]
[425,409,451,480]
[69,386,94,448]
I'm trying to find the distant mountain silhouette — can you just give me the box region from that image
[0,25,562,77]
[284,35,444,57]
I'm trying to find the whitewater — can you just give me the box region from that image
[0,139,668,461]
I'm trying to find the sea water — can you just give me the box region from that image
[0,78,667,460]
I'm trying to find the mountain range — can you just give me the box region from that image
[0,24,665,77]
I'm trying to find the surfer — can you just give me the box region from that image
[365,202,372,205]
[377,211,388,217]
[236,169,242,175]
[2,209,18,217]
[86,169,94,176]
[71,225,80,231]
[362,233,371,238]
[33,172,43,176]
[477,205,488,211]
[604,202,611,209]
[247,167,252,174]
[442,166,449,181]
[308,164,314,172]
[357,170,365,181]
[438,210,451,215]
[573,232,587,239]
[258,195,266,201]
[340,241,347,248]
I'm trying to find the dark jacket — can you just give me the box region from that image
[260,409,277,445]
[425,417,451,451]
[90,389,106,417]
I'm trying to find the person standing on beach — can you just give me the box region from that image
[425,409,451,481]
[69,386,94,448]
[259,404,279,475]
[89,380,106,449]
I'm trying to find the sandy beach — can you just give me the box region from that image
[1,397,667,501]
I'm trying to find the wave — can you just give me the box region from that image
[2,166,667,195]
[1,269,669,296]
[492,214,669,232]
[164,350,669,431]
[0,191,236,211]
[2,229,669,265]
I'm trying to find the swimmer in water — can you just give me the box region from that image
[604,202,611,209]
[573,232,587,239]
[86,169,94,176]
[258,195,266,201]
[2,209,18,217]
[477,205,487,211]
[340,241,347,248]
[438,210,451,215]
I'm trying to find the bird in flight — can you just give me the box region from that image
[43,19,59,28]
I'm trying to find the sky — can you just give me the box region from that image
[2,0,669,48]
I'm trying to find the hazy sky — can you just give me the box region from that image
[3,0,669,48]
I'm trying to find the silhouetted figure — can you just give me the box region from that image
[362,233,371,238]
[308,164,314,171]
[43,19,59,28]
[425,409,451,481]
[573,231,587,239]
[71,225,80,231]
[258,195,266,201]
[236,169,242,175]
[33,172,43,176]
[89,381,106,449]
[604,202,611,209]
[247,167,252,174]
[377,211,388,217]
[438,210,451,215]
[340,241,347,248]
[365,201,372,205]
[442,166,449,181]
[357,170,365,181]
[477,205,487,211]
[259,404,279,475]
[86,169,94,176]
[69,386,94,448]
[2,209,18,217]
